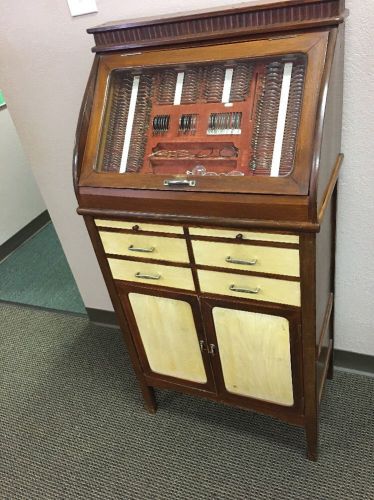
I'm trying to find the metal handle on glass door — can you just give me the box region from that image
[225,256,257,266]
[135,272,161,280]
[128,245,155,253]
[163,179,196,187]
[229,284,260,294]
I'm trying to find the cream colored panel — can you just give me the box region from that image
[198,270,300,306]
[192,240,300,277]
[213,307,293,406]
[189,227,299,244]
[109,258,195,291]
[100,231,189,263]
[95,219,183,234]
[129,293,207,383]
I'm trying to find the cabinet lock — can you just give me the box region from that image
[200,340,217,356]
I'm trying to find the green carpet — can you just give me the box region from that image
[0,223,85,314]
[1,302,373,500]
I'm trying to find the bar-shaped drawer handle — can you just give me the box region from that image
[225,256,257,266]
[135,272,161,280]
[128,245,155,253]
[229,284,260,294]
[164,179,196,187]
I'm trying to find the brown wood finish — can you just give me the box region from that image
[142,373,305,426]
[88,1,346,53]
[74,1,347,460]
[78,191,313,228]
[73,55,100,198]
[79,33,328,196]
[83,215,157,413]
[299,232,318,461]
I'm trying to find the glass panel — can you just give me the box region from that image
[213,307,294,406]
[97,55,306,178]
[129,293,207,383]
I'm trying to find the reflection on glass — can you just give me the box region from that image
[96,55,306,178]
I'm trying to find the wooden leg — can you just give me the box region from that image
[305,417,318,461]
[327,310,335,380]
[327,341,334,380]
[140,383,157,414]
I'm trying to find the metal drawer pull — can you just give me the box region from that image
[128,245,155,253]
[225,256,257,266]
[135,272,161,280]
[164,179,196,187]
[229,284,260,294]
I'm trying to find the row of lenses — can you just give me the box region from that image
[152,113,242,136]
[152,115,170,135]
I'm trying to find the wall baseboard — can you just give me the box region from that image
[86,307,120,328]
[0,210,50,262]
[86,308,374,375]
[334,349,374,376]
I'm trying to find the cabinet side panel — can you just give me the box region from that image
[316,26,344,211]
[213,307,294,406]
[316,194,334,395]
[129,293,207,383]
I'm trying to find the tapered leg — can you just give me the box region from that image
[140,383,157,414]
[305,418,318,461]
[327,342,334,380]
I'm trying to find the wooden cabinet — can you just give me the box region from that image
[74,0,348,460]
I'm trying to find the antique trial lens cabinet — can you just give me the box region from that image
[74,0,348,460]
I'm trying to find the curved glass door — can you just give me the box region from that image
[97,55,306,179]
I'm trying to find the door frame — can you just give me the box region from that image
[116,281,216,393]
[201,296,304,416]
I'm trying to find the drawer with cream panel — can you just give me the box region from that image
[99,231,189,263]
[197,269,300,306]
[192,240,300,277]
[189,227,299,244]
[109,258,195,291]
[95,219,184,235]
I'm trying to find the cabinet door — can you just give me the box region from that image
[120,285,215,391]
[203,299,302,411]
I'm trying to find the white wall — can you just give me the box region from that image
[335,1,374,355]
[0,108,46,245]
[0,0,372,355]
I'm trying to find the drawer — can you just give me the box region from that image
[192,240,300,277]
[108,259,195,291]
[189,227,299,244]
[95,219,183,235]
[99,231,189,263]
[197,270,300,306]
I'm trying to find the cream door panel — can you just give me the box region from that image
[189,227,299,244]
[213,307,294,406]
[129,293,207,383]
[95,219,183,234]
[109,258,195,290]
[198,270,300,306]
[192,240,300,277]
[100,231,189,263]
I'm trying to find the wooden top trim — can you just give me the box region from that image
[88,1,343,33]
[88,1,347,53]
